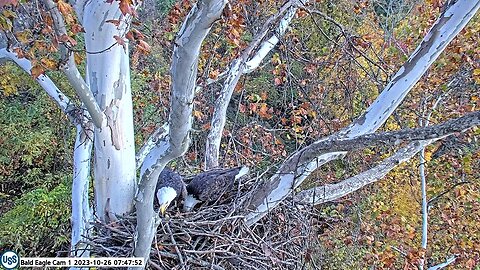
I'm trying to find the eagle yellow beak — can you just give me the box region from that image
[159,203,169,216]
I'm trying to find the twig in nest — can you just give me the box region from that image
[165,222,185,267]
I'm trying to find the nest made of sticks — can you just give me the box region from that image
[87,175,324,269]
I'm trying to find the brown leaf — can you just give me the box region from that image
[40,58,57,70]
[259,103,272,119]
[12,48,24,58]
[209,69,220,80]
[57,0,73,16]
[71,24,85,34]
[31,64,44,79]
[125,31,134,41]
[113,35,125,46]
[0,0,17,8]
[106,19,121,26]
[59,34,77,46]
[137,40,151,53]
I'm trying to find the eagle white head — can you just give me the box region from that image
[156,187,177,215]
[183,194,201,212]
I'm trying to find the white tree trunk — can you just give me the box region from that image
[245,0,480,225]
[83,0,137,221]
[0,47,93,262]
[70,124,93,260]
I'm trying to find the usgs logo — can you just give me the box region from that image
[1,250,19,269]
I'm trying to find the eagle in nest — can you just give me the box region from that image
[155,168,187,215]
[183,166,249,212]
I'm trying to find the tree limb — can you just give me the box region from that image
[133,0,227,266]
[245,0,480,225]
[204,0,306,168]
[293,139,437,205]
[70,121,94,266]
[44,0,106,128]
[0,48,80,122]
[427,255,457,270]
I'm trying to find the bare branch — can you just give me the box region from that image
[246,0,480,225]
[44,0,106,128]
[279,111,478,175]
[205,0,305,168]
[293,140,437,205]
[427,255,458,270]
[0,48,80,122]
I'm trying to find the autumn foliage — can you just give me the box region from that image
[0,0,479,268]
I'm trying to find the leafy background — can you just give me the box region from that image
[0,0,479,268]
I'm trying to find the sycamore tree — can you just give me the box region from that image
[0,0,479,268]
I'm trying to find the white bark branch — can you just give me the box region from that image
[243,1,300,73]
[45,0,106,128]
[135,123,169,169]
[245,0,480,225]
[418,89,450,269]
[204,0,303,169]
[292,109,479,204]
[294,140,436,205]
[0,48,79,121]
[0,46,93,267]
[70,122,93,264]
[132,0,227,266]
[427,255,458,270]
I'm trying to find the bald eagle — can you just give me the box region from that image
[183,166,249,212]
[155,168,187,215]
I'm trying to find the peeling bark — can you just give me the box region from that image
[83,0,136,221]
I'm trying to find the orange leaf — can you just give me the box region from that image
[12,48,24,58]
[31,64,44,79]
[57,0,73,15]
[258,103,272,119]
[209,69,220,80]
[137,40,151,53]
[40,58,57,70]
[119,0,134,15]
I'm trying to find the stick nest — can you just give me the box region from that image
[87,176,323,269]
